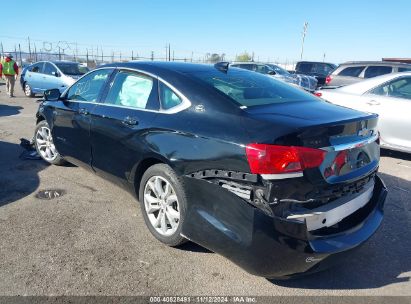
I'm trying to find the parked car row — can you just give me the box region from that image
[230,62,318,92]
[34,61,387,279]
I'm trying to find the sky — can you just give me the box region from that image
[1,0,411,64]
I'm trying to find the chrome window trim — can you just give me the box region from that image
[322,133,379,152]
[62,67,115,101]
[105,67,192,114]
[363,75,411,96]
[64,67,192,114]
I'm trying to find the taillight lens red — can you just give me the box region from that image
[314,92,322,97]
[325,75,332,84]
[245,144,326,174]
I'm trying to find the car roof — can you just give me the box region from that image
[29,60,80,65]
[100,61,230,77]
[230,62,279,66]
[297,61,336,65]
[51,61,81,65]
[339,61,411,67]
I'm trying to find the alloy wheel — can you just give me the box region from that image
[35,126,58,162]
[24,84,32,96]
[143,176,180,236]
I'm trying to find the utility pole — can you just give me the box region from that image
[168,43,171,62]
[323,53,326,62]
[151,51,154,61]
[18,44,22,67]
[300,22,308,60]
[34,43,37,61]
[165,44,168,61]
[75,42,78,61]
[28,37,32,62]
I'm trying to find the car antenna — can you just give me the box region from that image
[214,61,230,73]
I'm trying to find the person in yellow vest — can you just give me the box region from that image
[0,53,19,97]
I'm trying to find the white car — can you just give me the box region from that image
[316,72,411,153]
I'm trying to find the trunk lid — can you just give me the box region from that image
[242,100,379,184]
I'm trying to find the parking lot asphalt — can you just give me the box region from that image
[0,81,410,297]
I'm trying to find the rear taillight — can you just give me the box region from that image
[325,75,332,84]
[314,92,322,97]
[245,144,326,174]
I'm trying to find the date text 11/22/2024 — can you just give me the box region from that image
[149,296,257,303]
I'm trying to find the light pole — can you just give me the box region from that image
[300,22,308,60]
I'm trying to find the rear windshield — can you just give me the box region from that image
[189,68,318,107]
[55,63,89,76]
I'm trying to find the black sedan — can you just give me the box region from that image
[34,61,387,279]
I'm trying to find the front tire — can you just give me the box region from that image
[34,120,65,165]
[139,164,187,247]
[24,82,35,97]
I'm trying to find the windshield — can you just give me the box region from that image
[267,64,290,76]
[55,63,89,76]
[189,69,318,107]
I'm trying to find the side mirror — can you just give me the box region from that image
[267,70,277,75]
[44,89,61,101]
[52,71,60,77]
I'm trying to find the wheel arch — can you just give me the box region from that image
[131,155,173,197]
[36,113,46,125]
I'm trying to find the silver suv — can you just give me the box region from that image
[326,61,411,87]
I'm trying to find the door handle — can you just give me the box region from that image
[122,116,138,126]
[367,100,380,106]
[78,108,89,115]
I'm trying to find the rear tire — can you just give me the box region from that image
[139,163,187,247]
[34,120,65,165]
[24,82,34,97]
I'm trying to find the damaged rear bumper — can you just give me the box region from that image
[181,175,387,278]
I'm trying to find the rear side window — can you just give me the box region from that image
[370,77,411,100]
[313,63,334,75]
[398,67,411,72]
[43,63,58,76]
[297,63,313,73]
[190,69,318,107]
[159,82,182,110]
[105,71,155,109]
[237,64,255,71]
[364,66,392,78]
[337,66,365,77]
[256,65,270,74]
[30,63,44,73]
